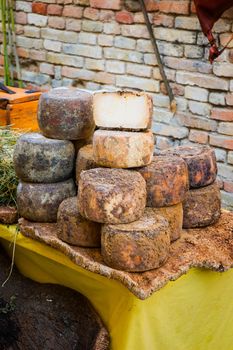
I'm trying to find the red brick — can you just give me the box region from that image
[211,108,233,121]
[229,50,233,63]
[190,1,197,13]
[90,0,121,10]
[224,181,233,193]
[63,6,83,18]
[226,93,233,106]
[209,135,233,150]
[0,55,4,65]
[48,16,65,29]
[47,4,63,15]
[115,11,134,24]
[153,14,174,28]
[99,10,115,22]
[15,12,27,24]
[84,7,99,20]
[158,1,189,14]
[17,47,29,58]
[144,0,158,11]
[32,2,47,15]
[189,130,208,144]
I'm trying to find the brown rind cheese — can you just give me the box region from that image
[149,204,183,242]
[76,145,98,185]
[17,179,76,223]
[183,182,221,228]
[38,88,95,140]
[57,197,101,247]
[101,209,170,272]
[13,133,75,183]
[93,130,154,168]
[93,90,153,130]
[159,145,217,188]
[0,206,18,224]
[78,168,146,224]
[138,156,189,207]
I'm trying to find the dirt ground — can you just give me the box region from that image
[0,246,109,350]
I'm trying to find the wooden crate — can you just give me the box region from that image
[0,87,41,131]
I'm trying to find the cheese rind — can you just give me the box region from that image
[101,209,170,272]
[159,145,217,188]
[13,133,75,183]
[17,179,76,223]
[138,156,189,207]
[57,197,101,247]
[93,130,154,168]
[93,90,153,130]
[78,168,146,224]
[183,182,221,228]
[38,88,95,140]
[76,145,98,185]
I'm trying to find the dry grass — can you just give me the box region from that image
[0,127,22,206]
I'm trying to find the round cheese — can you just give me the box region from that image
[138,156,189,207]
[38,88,95,140]
[57,197,101,247]
[13,133,75,183]
[159,145,217,188]
[93,90,153,130]
[78,168,146,224]
[93,130,154,168]
[76,145,98,185]
[101,209,170,272]
[17,179,76,223]
[183,182,221,228]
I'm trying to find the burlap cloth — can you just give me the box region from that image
[19,210,233,300]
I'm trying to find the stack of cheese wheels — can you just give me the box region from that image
[76,90,172,271]
[159,145,221,228]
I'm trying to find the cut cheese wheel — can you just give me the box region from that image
[17,179,76,223]
[149,204,183,241]
[138,156,189,207]
[57,197,101,247]
[93,130,154,168]
[93,90,153,130]
[183,182,221,228]
[159,145,217,188]
[78,168,146,224]
[38,88,95,140]
[76,145,98,185]
[13,133,75,183]
[101,209,170,272]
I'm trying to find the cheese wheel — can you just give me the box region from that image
[38,88,95,140]
[78,168,146,224]
[57,197,101,247]
[138,156,189,207]
[72,136,92,155]
[183,182,221,228]
[0,206,18,225]
[101,209,170,272]
[159,145,217,188]
[76,145,98,185]
[93,130,154,168]
[93,90,153,130]
[13,133,75,183]
[17,179,76,223]
[149,204,183,241]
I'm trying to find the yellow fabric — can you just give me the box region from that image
[1,224,233,350]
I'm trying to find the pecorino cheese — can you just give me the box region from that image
[17,179,76,223]
[138,156,189,207]
[57,197,101,247]
[159,145,217,188]
[101,209,170,272]
[38,88,95,140]
[76,145,98,185]
[93,130,154,168]
[78,168,146,224]
[93,90,153,130]
[13,133,75,183]
[149,204,183,242]
[183,181,221,228]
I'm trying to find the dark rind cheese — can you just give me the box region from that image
[14,133,75,183]
[38,88,95,140]
[183,182,221,228]
[101,209,170,272]
[17,179,76,223]
[78,168,146,224]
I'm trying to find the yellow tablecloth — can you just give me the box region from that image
[1,224,233,350]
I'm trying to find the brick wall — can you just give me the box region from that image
[0,0,233,209]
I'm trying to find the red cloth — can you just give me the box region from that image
[194,0,233,62]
